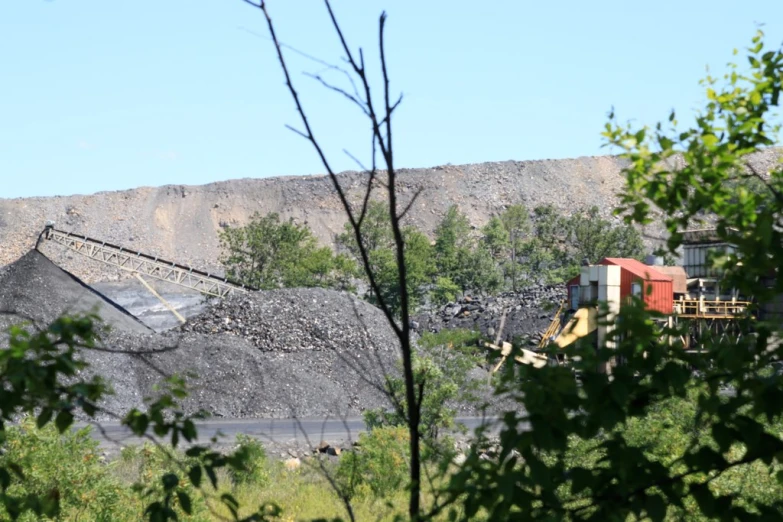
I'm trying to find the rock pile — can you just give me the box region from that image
[181,290,393,355]
[0,249,524,422]
[98,326,399,419]
[413,285,567,345]
[0,249,151,334]
[0,249,402,420]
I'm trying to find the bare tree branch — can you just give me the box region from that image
[342,148,370,173]
[304,72,371,117]
[399,188,424,221]
[251,1,402,339]
[249,1,424,516]
[238,25,363,101]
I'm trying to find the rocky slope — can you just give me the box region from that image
[413,285,568,346]
[5,150,783,284]
[0,249,151,334]
[0,155,659,283]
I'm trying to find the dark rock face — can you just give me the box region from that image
[413,285,567,346]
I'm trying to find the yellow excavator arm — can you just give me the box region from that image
[553,307,598,348]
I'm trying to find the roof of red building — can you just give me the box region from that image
[601,258,673,282]
[654,266,688,293]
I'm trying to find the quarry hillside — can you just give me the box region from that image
[2,154,654,283]
[3,149,781,283]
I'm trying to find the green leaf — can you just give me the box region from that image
[188,465,202,488]
[221,493,240,517]
[0,468,10,490]
[161,473,179,492]
[125,412,150,436]
[185,446,207,458]
[690,483,716,517]
[182,420,197,442]
[711,424,737,452]
[206,466,218,489]
[36,408,53,429]
[55,410,74,433]
[176,491,192,515]
[685,447,726,471]
[646,493,667,522]
[569,467,594,494]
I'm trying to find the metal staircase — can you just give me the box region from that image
[37,225,254,298]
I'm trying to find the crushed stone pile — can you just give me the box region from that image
[0,249,151,334]
[181,290,393,353]
[0,253,402,419]
[0,249,519,421]
[95,326,400,419]
[413,285,567,345]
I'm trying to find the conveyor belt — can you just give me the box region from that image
[37,225,254,298]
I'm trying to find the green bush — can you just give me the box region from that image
[554,393,783,521]
[0,418,127,521]
[229,434,270,487]
[336,426,410,500]
[364,329,483,441]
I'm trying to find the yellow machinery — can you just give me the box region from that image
[538,305,598,350]
[552,307,598,348]
[537,301,566,349]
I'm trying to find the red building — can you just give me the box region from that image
[566,258,674,315]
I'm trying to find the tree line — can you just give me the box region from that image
[218,202,645,312]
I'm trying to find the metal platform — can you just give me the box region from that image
[674,298,751,318]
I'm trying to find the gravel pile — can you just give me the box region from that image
[0,249,151,334]
[95,327,399,419]
[413,285,567,346]
[95,287,401,418]
[181,290,393,353]
[0,250,403,420]
[0,249,523,421]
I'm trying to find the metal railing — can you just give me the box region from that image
[38,226,254,298]
[674,298,751,318]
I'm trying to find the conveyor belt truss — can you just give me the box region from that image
[37,225,254,298]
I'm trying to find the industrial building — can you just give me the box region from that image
[542,229,752,355]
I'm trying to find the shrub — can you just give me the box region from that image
[0,418,127,521]
[364,329,483,441]
[229,434,270,487]
[336,426,410,500]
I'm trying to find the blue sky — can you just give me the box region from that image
[2,1,782,198]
